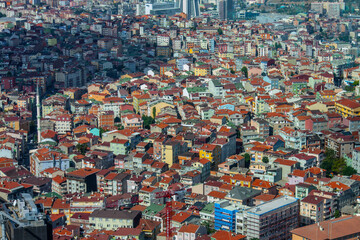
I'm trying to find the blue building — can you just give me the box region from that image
[210,39,215,53]
[218,104,235,111]
[263,76,279,89]
[90,128,100,137]
[214,200,238,232]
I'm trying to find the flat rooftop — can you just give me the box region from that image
[247,196,298,216]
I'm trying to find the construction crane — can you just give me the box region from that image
[0,211,27,240]
[155,190,176,240]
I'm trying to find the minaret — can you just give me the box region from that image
[36,82,41,144]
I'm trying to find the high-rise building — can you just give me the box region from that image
[218,0,234,20]
[218,0,227,20]
[327,2,340,19]
[178,0,200,18]
[227,0,234,20]
[311,2,324,13]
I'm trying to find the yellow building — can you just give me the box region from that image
[87,92,109,102]
[133,93,151,113]
[319,90,336,101]
[335,99,360,118]
[63,89,77,99]
[47,38,57,46]
[161,140,186,166]
[250,145,271,163]
[51,199,71,222]
[17,98,28,109]
[194,65,210,76]
[305,102,328,112]
[148,101,175,117]
[199,144,221,167]
[4,116,20,130]
[249,162,269,173]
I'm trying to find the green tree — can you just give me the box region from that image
[115,124,124,130]
[345,85,355,92]
[354,80,359,86]
[332,158,347,174]
[236,128,241,138]
[321,148,355,176]
[152,107,156,119]
[230,68,235,74]
[274,42,282,50]
[342,166,357,176]
[244,153,251,168]
[217,28,223,35]
[334,209,341,218]
[241,66,248,78]
[339,32,350,42]
[76,143,88,155]
[203,221,216,234]
[262,156,269,164]
[142,115,155,129]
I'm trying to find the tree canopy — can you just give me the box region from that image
[320,149,357,176]
[244,153,251,168]
[142,115,155,129]
[241,66,248,78]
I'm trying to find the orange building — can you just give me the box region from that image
[98,111,114,127]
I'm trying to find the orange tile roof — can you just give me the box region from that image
[172,212,191,223]
[67,168,100,178]
[291,169,306,177]
[326,181,350,191]
[208,190,227,199]
[252,179,274,189]
[212,230,246,240]
[52,199,70,209]
[178,224,200,233]
[306,167,326,175]
[274,158,298,166]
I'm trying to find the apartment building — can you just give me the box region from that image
[335,99,360,118]
[98,110,115,127]
[251,118,270,139]
[139,186,163,206]
[324,132,354,158]
[161,140,188,166]
[300,190,337,226]
[89,209,141,230]
[102,172,130,195]
[352,147,360,173]
[214,200,238,232]
[279,127,308,150]
[55,114,73,134]
[177,224,207,240]
[245,196,299,240]
[30,148,70,177]
[66,168,100,194]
